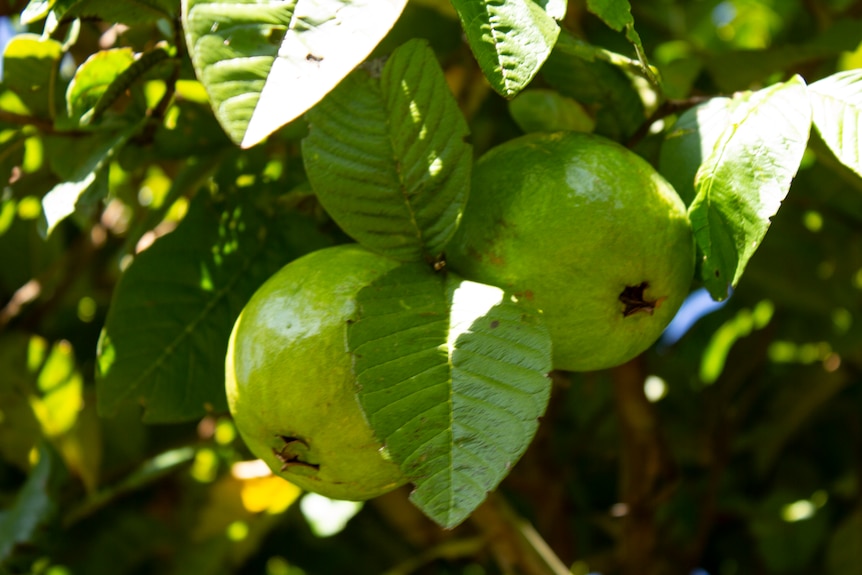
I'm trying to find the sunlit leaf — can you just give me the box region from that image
[810,69,862,180]
[303,39,470,262]
[350,264,552,528]
[688,75,811,299]
[66,48,136,125]
[181,0,407,148]
[450,0,563,98]
[660,97,741,206]
[2,34,63,119]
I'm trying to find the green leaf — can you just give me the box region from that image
[2,34,63,119]
[688,76,811,300]
[64,0,178,24]
[0,334,43,470]
[0,442,66,563]
[584,0,656,87]
[809,69,862,180]
[508,88,595,134]
[40,122,141,236]
[67,46,174,126]
[450,0,563,98]
[350,264,552,528]
[303,39,471,263]
[66,48,136,125]
[585,0,632,31]
[541,33,645,139]
[181,0,407,148]
[660,97,740,206]
[95,180,333,422]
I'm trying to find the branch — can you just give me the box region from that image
[611,356,677,575]
[0,110,88,137]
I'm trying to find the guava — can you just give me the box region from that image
[225,244,408,500]
[446,131,695,372]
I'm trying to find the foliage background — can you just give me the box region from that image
[2,0,862,574]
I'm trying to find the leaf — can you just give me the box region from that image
[303,39,471,263]
[95,181,333,422]
[809,69,862,179]
[660,97,740,206]
[541,32,645,139]
[0,334,43,470]
[0,442,66,563]
[40,122,141,236]
[67,46,174,126]
[64,0,178,24]
[349,264,552,528]
[584,0,656,87]
[181,0,407,148]
[585,0,632,31]
[688,75,811,300]
[450,0,563,98]
[66,47,136,125]
[2,33,63,119]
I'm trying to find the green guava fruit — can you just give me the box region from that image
[225,244,408,500]
[446,131,695,372]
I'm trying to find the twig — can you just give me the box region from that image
[0,110,88,137]
[470,492,571,575]
[625,95,712,149]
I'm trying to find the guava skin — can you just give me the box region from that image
[446,131,695,372]
[225,244,408,500]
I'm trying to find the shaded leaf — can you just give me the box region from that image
[181,0,407,148]
[585,0,632,31]
[688,75,811,299]
[450,0,562,98]
[350,264,552,528]
[585,0,655,86]
[809,69,862,180]
[0,442,66,563]
[95,180,333,422]
[40,121,141,236]
[542,32,644,139]
[303,39,470,262]
[65,0,177,24]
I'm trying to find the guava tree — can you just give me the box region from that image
[2,1,862,574]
